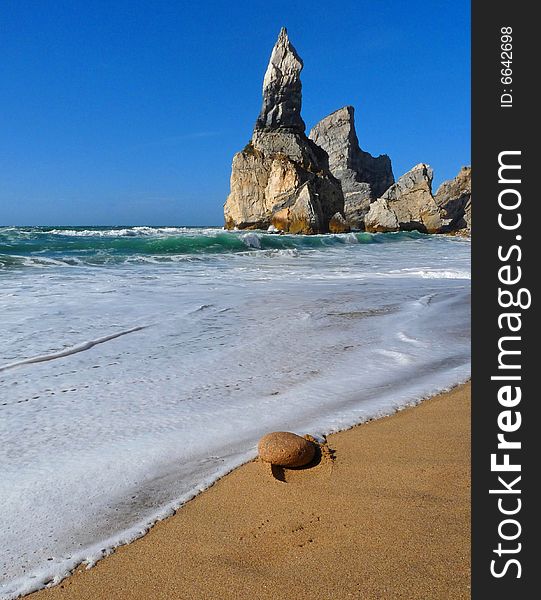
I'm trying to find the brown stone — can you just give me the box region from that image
[258,431,316,468]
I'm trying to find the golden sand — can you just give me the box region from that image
[31,383,471,600]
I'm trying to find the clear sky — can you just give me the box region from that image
[0,0,470,226]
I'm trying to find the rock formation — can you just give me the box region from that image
[435,166,471,233]
[224,28,348,234]
[254,27,305,133]
[309,106,394,229]
[224,28,469,237]
[365,163,443,233]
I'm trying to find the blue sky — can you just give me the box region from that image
[0,1,470,226]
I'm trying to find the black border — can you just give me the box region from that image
[472,1,538,596]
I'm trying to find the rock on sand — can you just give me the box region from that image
[258,431,316,467]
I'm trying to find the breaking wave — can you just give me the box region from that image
[0,227,443,269]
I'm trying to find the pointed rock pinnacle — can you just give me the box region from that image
[255,27,306,133]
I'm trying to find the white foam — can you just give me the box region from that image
[240,232,262,249]
[42,227,225,237]
[394,268,471,279]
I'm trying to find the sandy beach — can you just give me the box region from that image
[29,382,471,600]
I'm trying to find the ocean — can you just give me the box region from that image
[0,226,471,598]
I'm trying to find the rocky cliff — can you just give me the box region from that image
[309,106,394,229]
[224,28,348,234]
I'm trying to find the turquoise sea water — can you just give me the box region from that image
[0,226,431,268]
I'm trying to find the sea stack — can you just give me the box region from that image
[224,28,348,234]
[309,106,394,229]
[254,27,305,133]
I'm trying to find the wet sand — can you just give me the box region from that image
[31,382,471,600]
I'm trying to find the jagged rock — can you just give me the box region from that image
[435,166,471,233]
[255,27,305,133]
[309,106,394,229]
[271,182,321,234]
[365,164,443,233]
[364,198,399,232]
[463,198,471,232]
[270,177,344,234]
[340,184,373,230]
[258,431,315,467]
[224,28,348,234]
